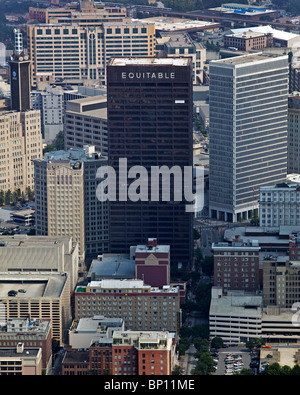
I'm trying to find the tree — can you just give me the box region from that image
[5,189,12,205]
[210,337,224,350]
[0,190,4,206]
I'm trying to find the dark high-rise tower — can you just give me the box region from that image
[8,29,31,112]
[107,57,194,267]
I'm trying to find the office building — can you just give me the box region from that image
[29,0,127,25]
[0,343,42,375]
[74,279,181,333]
[0,109,42,194]
[263,257,300,308]
[259,182,300,227]
[34,146,109,260]
[0,39,43,195]
[212,238,261,293]
[0,234,79,290]
[288,93,300,173]
[64,95,108,154]
[209,53,289,222]
[107,57,194,267]
[224,31,273,51]
[27,20,155,86]
[0,271,72,345]
[0,318,52,374]
[31,85,64,143]
[8,45,31,112]
[156,31,206,84]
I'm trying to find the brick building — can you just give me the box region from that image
[212,237,261,293]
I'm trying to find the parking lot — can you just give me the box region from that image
[212,346,252,375]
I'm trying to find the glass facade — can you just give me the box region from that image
[107,59,193,267]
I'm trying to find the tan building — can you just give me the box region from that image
[0,343,42,375]
[0,271,72,345]
[0,234,79,291]
[0,109,42,194]
[34,156,85,260]
[29,0,127,25]
[263,258,300,308]
[27,20,155,86]
[74,279,181,333]
[224,31,273,51]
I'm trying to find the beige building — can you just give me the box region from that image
[0,109,42,194]
[0,271,72,345]
[0,343,42,375]
[34,156,85,260]
[263,258,300,308]
[75,279,181,333]
[64,95,107,154]
[29,0,127,25]
[157,31,206,84]
[0,234,79,290]
[27,20,155,86]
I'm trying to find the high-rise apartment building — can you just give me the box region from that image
[27,20,155,86]
[209,53,289,222]
[107,57,194,267]
[34,146,109,260]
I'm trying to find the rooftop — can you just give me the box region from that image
[108,57,191,67]
[0,272,69,299]
[211,52,287,66]
[229,25,300,41]
[87,254,135,280]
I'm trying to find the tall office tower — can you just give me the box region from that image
[107,58,194,267]
[27,21,155,86]
[34,146,109,260]
[0,31,43,194]
[288,93,300,174]
[8,30,31,112]
[209,53,289,222]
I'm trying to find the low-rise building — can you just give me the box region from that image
[0,343,42,375]
[68,315,124,350]
[0,318,52,374]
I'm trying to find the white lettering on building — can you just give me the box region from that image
[121,72,175,79]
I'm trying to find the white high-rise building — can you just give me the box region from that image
[209,53,289,222]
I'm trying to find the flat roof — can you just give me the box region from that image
[108,57,191,66]
[0,272,69,298]
[211,52,287,66]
